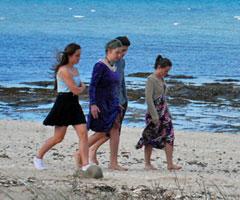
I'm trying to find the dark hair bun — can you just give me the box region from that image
[154,54,172,69]
[115,36,131,47]
[156,55,163,61]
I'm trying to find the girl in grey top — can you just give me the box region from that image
[136,55,181,171]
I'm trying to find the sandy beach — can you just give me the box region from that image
[0,120,239,199]
[1,0,240,199]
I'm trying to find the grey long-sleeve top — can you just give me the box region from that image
[145,73,167,121]
[115,59,128,105]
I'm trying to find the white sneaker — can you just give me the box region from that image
[81,164,92,171]
[33,156,46,170]
[89,161,98,166]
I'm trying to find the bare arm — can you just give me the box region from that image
[145,78,159,124]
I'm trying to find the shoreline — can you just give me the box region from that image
[0,120,240,199]
[1,74,240,133]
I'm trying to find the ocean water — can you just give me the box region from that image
[0,0,240,132]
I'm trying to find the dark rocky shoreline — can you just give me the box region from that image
[0,73,240,133]
[1,73,240,109]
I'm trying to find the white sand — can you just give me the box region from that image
[0,120,239,199]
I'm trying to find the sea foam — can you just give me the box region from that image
[73,15,85,19]
[234,16,240,20]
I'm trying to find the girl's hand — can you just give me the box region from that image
[91,105,101,119]
[58,67,84,95]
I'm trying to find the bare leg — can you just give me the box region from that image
[89,136,108,165]
[73,124,89,168]
[88,132,105,147]
[87,132,106,165]
[37,126,67,159]
[109,127,127,171]
[73,151,82,168]
[165,143,181,170]
[144,145,157,170]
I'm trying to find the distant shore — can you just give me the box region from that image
[0,120,239,199]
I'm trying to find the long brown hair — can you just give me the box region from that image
[52,43,81,90]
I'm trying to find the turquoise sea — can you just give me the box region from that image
[0,0,240,133]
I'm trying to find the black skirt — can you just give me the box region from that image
[43,92,86,126]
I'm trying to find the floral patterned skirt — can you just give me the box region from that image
[136,95,174,149]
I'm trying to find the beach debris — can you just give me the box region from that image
[162,190,176,199]
[121,151,131,159]
[187,160,208,167]
[0,153,10,159]
[27,177,37,183]
[94,185,116,192]
[0,175,23,187]
[52,152,65,160]
[132,185,151,197]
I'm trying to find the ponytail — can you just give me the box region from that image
[154,54,172,69]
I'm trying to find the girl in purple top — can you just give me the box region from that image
[87,39,127,170]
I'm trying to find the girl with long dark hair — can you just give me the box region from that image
[34,43,91,172]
